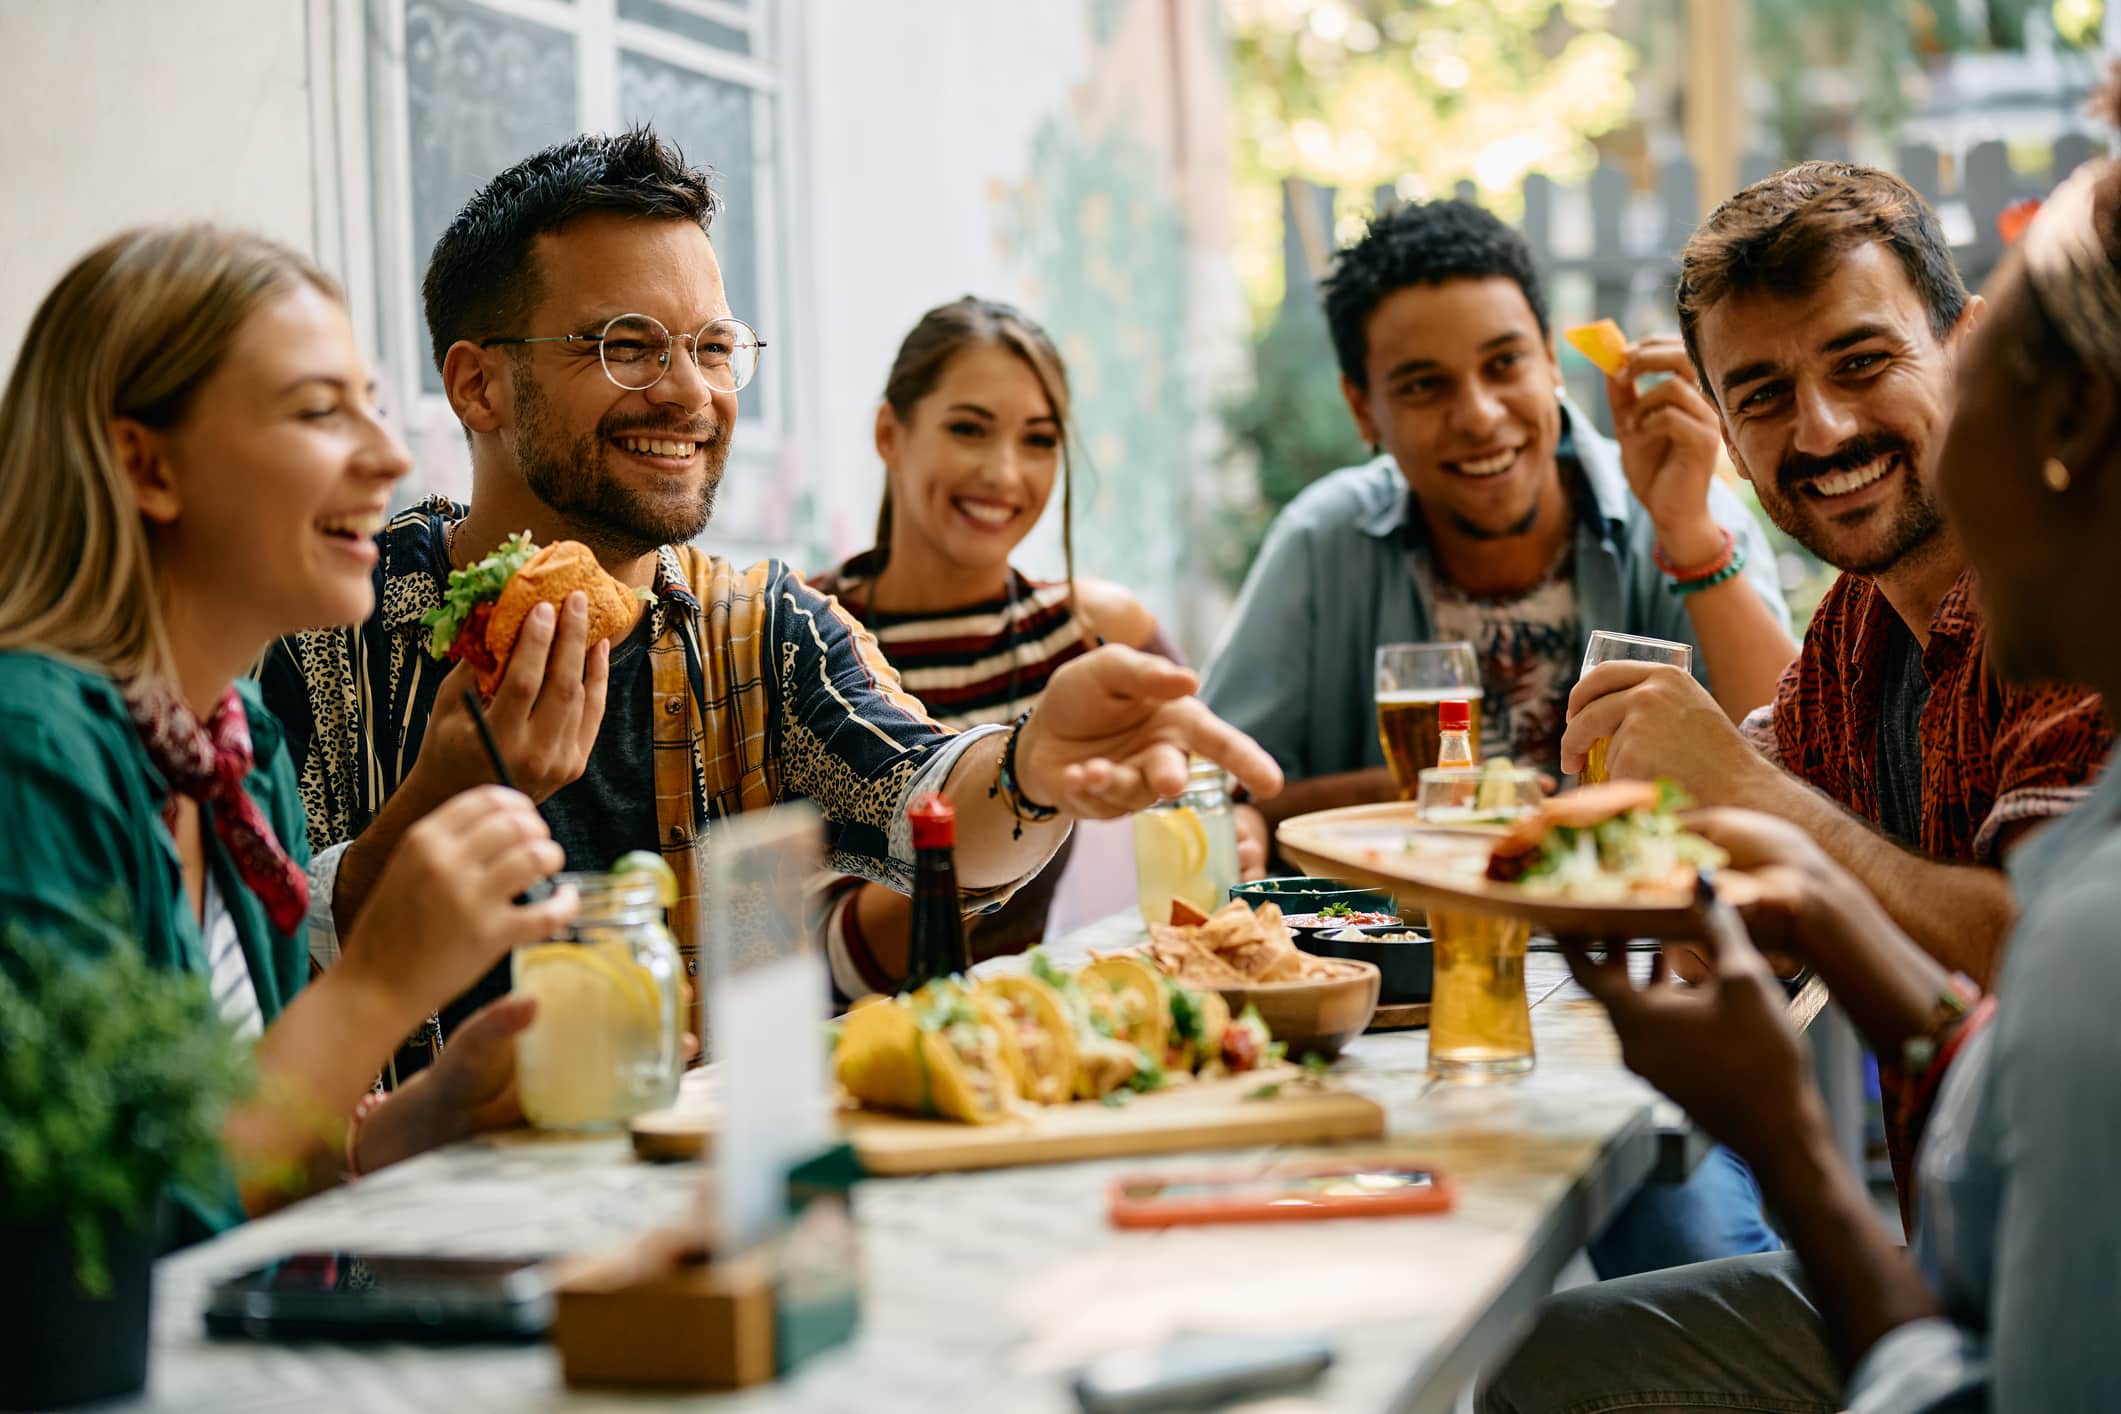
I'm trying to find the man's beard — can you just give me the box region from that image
[1755,432,1942,577]
[511,368,727,557]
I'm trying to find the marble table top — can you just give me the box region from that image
[128,915,1762,1414]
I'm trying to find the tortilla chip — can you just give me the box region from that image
[1202,902,1304,982]
[1169,897,1212,927]
[1565,319,1629,376]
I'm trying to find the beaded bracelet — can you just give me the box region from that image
[989,710,1061,841]
[1654,525,1732,579]
[1664,535,1749,598]
[1669,545,1747,597]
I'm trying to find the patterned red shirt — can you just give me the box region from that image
[1757,568,2108,1215]
[1767,569,2108,865]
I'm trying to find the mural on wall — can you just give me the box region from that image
[995,124,1190,619]
[990,0,1209,631]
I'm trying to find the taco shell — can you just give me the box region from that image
[834,987,1016,1124]
[977,975,1080,1106]
[1081,955,1171,1061]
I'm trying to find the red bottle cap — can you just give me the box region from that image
[1440,699,1471,732]
[908,792,956,849]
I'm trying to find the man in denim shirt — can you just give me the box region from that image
[1207,201,1790,808]
[1204,200,1795,1281]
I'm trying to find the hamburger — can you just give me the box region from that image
[421,532,642,696]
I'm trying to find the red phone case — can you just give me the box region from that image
[1107,1161,1456,1229]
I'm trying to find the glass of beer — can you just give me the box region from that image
[1376,642,1482,798]
[1578,631,1692,785]
[1427,910,1535,1079]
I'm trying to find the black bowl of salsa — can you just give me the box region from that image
[1229,876,1396,917]
[1296,923,1433,1006]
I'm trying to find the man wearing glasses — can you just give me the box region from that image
[261,127,1281,1077]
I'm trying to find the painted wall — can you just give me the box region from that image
[797,0,1241,654]
[0,0,318,364]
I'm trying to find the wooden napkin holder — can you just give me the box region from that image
[550,1143,862,1391]
[551,1233,776,1390]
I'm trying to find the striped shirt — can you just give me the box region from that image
[808,555,1092,731]
[201,872,264,1042]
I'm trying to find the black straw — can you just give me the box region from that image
[462,688,556,904]
[463,688,517,791]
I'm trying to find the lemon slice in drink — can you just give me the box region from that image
[1136,805,1209,880]
[516,943,660,1033]
[610,850,679,909]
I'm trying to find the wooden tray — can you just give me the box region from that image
[630,1066,1385,1174]
[1277,802,1757,941]
[1367,1001,1429,1031]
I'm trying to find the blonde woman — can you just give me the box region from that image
[0,226,577,1241]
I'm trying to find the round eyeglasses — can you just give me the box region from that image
[480,312,766,393]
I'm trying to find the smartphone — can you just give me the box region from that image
[1108,1162,1454,1229]
[204,1251,552,1343]
[1072,1332,1333,1412]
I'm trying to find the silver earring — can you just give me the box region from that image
[2043,457,2072,493]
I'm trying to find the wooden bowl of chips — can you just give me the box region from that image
[1137,900,1382,1061]
[1212,960,1381,1061]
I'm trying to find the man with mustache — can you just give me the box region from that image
[1560,162,2110,1190]
[259,128,1282,1074]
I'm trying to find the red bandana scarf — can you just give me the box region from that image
[128,686,309,935]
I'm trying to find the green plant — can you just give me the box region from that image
[1213,303,1369,590]
[0,925,252,1295]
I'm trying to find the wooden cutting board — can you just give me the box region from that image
[630,1066,1386,1174]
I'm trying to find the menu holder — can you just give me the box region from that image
[551,805,856,1391]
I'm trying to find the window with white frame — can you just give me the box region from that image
[321,0,800,554]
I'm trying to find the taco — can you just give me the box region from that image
[833,979,1017,1124]
[1028,951,1164,1100]
[1080,956,1171,1061]
[975,974,1079,1107]
[1160,978,1228,1073]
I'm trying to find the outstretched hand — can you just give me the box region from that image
[1560,878,1819,1164]
[1013,645,1284,818]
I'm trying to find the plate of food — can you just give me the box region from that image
[1122,899,1382,1059]
[833,961,1279,1127]
[1281,782,1753,939]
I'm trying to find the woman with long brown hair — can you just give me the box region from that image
[0,226,576,1240]
[811,296,1185,990]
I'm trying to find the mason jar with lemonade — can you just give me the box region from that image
[1132,758,1240,926]
[511,853,685,1130]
